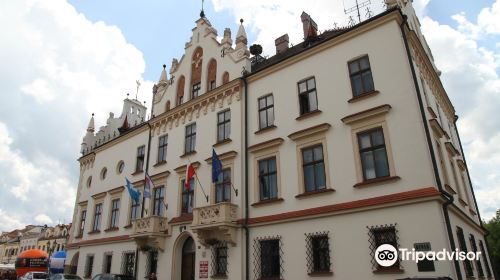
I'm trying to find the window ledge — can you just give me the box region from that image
[104,227,119,232]
[348,90,380,103]
[131,170,144,176]
[353,176,401,188]
[459,198,468,207]
[296,109,322,121]
[124,224,133,229]
[444,184,457,195]
[251,198,284,207]
[180,151,197,158]
[372,268,404,274]
[153,160,167,167]
[308,271,333,277]
[87,230,101,235]
[213,138,232,147]
[74,234,83,239]
[255,125,277,135]
[295,188,335,199]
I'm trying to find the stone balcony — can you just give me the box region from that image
[191,202,240,247]
[130,216,170,251]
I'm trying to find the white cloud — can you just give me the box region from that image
[0,0,154,231]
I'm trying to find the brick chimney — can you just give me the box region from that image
[275,34,289,54]
[301,12,318,40]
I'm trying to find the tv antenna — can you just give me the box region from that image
[344,0,371,24]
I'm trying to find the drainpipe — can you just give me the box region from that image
[240,75,250,280]
[453,116,499,279]
[398,12,463,280]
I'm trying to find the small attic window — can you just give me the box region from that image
[130,107,134,114]
[116,160,125,174]
[100,167,107,180]
[86,176,92,188]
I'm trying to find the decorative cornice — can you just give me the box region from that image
[151,80,241,136]
[341,104,391,124]
[174,161,201,174]
[288,123,331,141]
[205,150,238,164]
[150,170,171,181]
[108,186,124,196]
[66,235,130,249]
[445,142,460,156]
[248,138,285,153]
[429,119,449,139]
[78,200,88,206]
[91,192,106,200]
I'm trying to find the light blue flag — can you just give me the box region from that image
[125,178,141,204]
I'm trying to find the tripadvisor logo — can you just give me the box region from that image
[375,244,482,266]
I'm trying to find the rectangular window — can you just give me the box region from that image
[192,82,201,99]
[215,168,231,203]
[469,234,484,277]
[157,135,168,163]
[136,145,145,172]
[181,179,195,214]
[479,240,492,278]
[153,186,165,216]
[217,110,231,142]
[258,157,278,201]
[92,203,103,231]
[369,225,399,270]
[456,227,474,277]
[211,242,228,277]
[208,80,216,91]
[184,123,196,154]
[122,252,135,277]
[302,145,326,192]
[260,239,281,278]
[414,242,435,272]
[358,128,389,180]
[258,94,274,129]
[306,233,331,273]
[298,77,318,115]
[103,254,112,274]
[84,255,94,278]
[436,141,449,185]
[110,199,120,228]
[146,250,158,277]
[349,55,375,97]
[130,198,140,222]
[79,210,87,236]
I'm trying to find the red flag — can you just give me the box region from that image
[185,164,195,190]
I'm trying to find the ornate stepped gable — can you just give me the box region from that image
[151,15,250,118]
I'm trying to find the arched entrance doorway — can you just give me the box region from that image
[181,237,195,280]
[69,252,79,274]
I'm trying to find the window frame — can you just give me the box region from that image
[152,186,165,216]
[192,82,201,99]
[297,76,319,115]
[348,55,375,97]
[181,178,195,214]
[301,144,327,192]
[258,94,275,130]
[258,157,278,202]
[368,225,400,271]
[78,209,87,236]
[109,199,120,229]
[129,196,140,223]
[259,239,281,279]
[136,145,145,172]
[184,123,197,154]
[92,203,103,231]
[157,134,168,164]
[215,168,232,203]
[216,110,231,143]
[357,127,390,181]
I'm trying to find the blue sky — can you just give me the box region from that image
[0,0,498,230]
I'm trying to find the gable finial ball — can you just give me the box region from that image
[163,64,166,69]
[240,18,244,24]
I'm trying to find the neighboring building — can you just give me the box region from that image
[37,224,71,256]
[66,1,497,280]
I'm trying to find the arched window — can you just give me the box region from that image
[207,59,217,91]
[222,71,230,85]
[166,100,171,112]
[191,47,203,99]
[177,75,185,106]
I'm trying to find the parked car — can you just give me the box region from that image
[90,274,134,280]
[48,274,82,280]
[19,272,48,280]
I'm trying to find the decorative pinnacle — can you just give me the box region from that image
[240,18,244,24]
[163,64,166,69]
[126,93,129,99]
[91,113,94,117]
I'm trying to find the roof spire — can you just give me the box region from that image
[235,18,248,47]
[87,113,95,133]
[200,0,205,18]
[159,64,168,84]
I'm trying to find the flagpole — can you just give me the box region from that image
[186,157,209,203]
[141,123,153,218]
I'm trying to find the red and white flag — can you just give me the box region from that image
[185,163,195,190]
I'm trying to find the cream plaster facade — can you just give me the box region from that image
[66,1,496,280]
